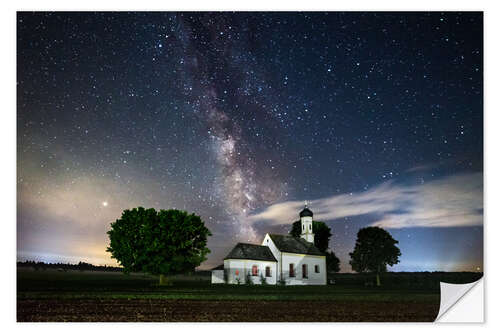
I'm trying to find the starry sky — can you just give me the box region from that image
[17,12,483,272]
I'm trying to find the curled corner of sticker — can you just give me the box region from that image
[435,278,484,323]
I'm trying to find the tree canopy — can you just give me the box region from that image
[325,251,340,273]
[107,207,211,282]
[290,220,332,253]
[290,220,340,272]
[349,226,401,286]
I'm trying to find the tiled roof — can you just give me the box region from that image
[268,234,324,256]
[211,264,224,270]
[224,243,277,262]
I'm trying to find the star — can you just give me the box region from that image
[16,12,483,272]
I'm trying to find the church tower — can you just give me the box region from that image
[300,202,314,243]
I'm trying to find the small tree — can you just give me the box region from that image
[290,220,332,252]
[245,271,254,285]
[326,251,341,273]
[291,220,340,275]
[259,273,267,285]
[349,226,401,286]
[107,207,212,285]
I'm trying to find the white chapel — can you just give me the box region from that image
[211,204,327,285]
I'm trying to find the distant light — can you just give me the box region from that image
[102,201,108,207]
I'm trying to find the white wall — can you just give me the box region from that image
[280,252,326,285]
[211,269,224,284]
[262,233,326,285]
[262,233,282,280]
[300,216,315,243]
[224,259,277,285]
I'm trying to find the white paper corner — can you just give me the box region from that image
[435,278,484,323]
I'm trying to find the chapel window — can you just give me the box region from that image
[315,265,320,273]
[252,265,258,276]
[289,263,295,277]
[302,264,308,278]
[265,266,271,277]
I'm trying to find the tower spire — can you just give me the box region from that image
[299,203,314,243]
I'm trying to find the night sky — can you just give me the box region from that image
[17,12,483,272]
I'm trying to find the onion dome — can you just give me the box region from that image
[299,203,313,217]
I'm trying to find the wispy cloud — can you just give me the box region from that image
[405,163,437,173]
[248,172,483,229]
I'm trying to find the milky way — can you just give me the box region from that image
[167,15,290,241]
[17,12,483,271]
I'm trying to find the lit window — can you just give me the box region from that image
[265,266,271,277]
[289,263,295,277]
[315,265,319,273]
[252,265,258,276]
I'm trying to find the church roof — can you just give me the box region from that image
[224,243,278,262]
[211,264,224,270]
[299,207,313,217]
[268,234,324,256]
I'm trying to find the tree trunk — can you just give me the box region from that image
[159,274,171,286]
[376,272,381,287]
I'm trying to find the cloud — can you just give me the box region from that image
[17,172,179,265]
[248,172,483,229]
[405,163,437,173]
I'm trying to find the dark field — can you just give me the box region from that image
[17,268,482,322]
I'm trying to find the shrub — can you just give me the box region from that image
[245,272,254,285]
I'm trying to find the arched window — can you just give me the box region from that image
[309,224,312,231]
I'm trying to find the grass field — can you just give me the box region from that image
[17,268,482,322]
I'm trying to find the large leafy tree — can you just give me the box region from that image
[290,220,340,272]
[107,207,211,285]
[290,220,332,252]
[349,226,401,286]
